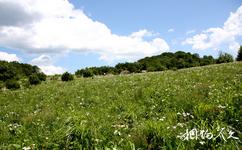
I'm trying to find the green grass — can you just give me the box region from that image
[1,62,242,149]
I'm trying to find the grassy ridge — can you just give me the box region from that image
[1,62,242,149]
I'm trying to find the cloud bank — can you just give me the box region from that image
[0,0,169,63]
[0,51,20,62]
[30,55,65,75]
[183,5,242,54]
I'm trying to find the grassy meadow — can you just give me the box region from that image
[0,62,242,149]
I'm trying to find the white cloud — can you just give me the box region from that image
[229,42,240,51]
[0,51,20,62]
[130,29,154,39]
[30,54,65,75]
[0,0,41,26]
[99,37,169,62]
[0,0,169,62]
[39,65,65,75]
[183,5,242,54]
[168,28,175,32]
[186,30,196,35]
[30,54,52,66]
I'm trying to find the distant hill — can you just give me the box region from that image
[75,51,233,77]
[0,61,40,82]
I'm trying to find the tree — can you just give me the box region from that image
[29,74,41,85]
[5,79,20,90]
[236,46,242,61]
[0,60,41,82]
[36,73,47,81]
[200,55,215,66]
[61,72,74,81]
[217,52,234,64]
[82,69,94,78]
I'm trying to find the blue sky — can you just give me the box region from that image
[0,0,241,74]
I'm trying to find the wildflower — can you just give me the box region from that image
[159,116,166,121]
[217,105,226,109]
[112,124,126,128]
[114,130,121,136]
[22,146,31,150]
[199,141,205,145]
[177,123,185,128]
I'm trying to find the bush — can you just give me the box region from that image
[36,73,47,81]
[61,72,74,81]
[83,70,93,78]
[29,74,41,85]
[22,80,30,88]
[217,52,234,64]
[5,80,20,90]
[50,75,60,80]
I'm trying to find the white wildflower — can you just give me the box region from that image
[199,141,205,145]
[218,105,226,109]
[22,146,31,150]
[114,130,121,136]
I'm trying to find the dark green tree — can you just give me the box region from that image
[61,72,74,81]
[36,73,47,81]
[5,79,20,90]
[200,55,215,66]
[82,69,94,78]
[236,46,242,61]
[29,74,41,85]
[217,52,234,64]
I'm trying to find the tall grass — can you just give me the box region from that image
[0,62,241,149]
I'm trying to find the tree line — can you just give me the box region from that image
[1,46,242,89]
[0,61,46,89]
[75,49,241,78]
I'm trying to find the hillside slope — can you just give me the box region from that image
[1,62,242,149]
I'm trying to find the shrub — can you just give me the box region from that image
[22,80,30,88]
[29,74,41,85]
[50,75,60,80]
[61,72,74,81]
[146,66,156,72]
[5,79,20,90]
[36,73,47,81]
[217,52,234,64]
[83,70,93,78]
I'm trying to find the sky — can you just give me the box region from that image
[0,0,241,75]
